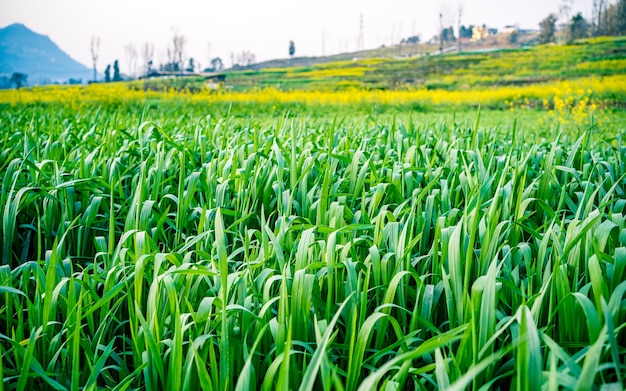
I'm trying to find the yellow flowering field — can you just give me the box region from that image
[2,75,624,111]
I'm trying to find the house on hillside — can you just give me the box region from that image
[501,25,519,35]
[472,26,498,41]
[519,28,540,35]
[205,73,227,89]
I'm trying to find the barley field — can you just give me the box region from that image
[0,96,625,391]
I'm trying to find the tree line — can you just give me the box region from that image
[0,72,28,89]
[88,30,268,83]
[539,0,626,44]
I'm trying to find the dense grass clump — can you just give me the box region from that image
[1,104,625,390]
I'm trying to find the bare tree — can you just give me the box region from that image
[166,46,176,70]
[171,29,186,74]
[557,0,575,41]
[593,0,607,35]
[124,43,138,79]
[559,0,575,25]
[90,36,100,82]
[235,50,256,67]
[142,42,154,76]
[439,3,456,27]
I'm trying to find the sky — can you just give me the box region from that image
[1,0,595,74]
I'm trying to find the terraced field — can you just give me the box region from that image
[137,36,626,93]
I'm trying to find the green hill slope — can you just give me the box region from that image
[224,37,626,91]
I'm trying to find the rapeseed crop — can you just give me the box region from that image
[1,74,624,111]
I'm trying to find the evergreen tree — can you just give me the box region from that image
[186,58,195,72]
[9,72,27,88]
[113,60,121,81]
[539,14,557,43]
[104,64,111,82]
[211,57,223,71]
[289,41,295,57]
[442,27,456,42]
[567,13,589,41]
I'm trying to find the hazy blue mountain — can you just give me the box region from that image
[0,23,92,86]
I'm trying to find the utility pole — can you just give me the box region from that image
[358,13,364,51]
[458,2,464,53]
[412,18,417,56]
[398,21,403,54]
[90,36,100,82]
[439,13,443,53]
[207,42,212,70]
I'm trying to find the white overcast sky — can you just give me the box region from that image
[1,0,594,71]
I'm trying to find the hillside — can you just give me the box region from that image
[0,23,92,85]
[137,36,626,94]
[234,30,538,72]
[228,37,626,91]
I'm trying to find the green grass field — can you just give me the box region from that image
[1,101,625,390]
[1,38,626,390]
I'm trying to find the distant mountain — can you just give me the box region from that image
[0,23,92,86]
